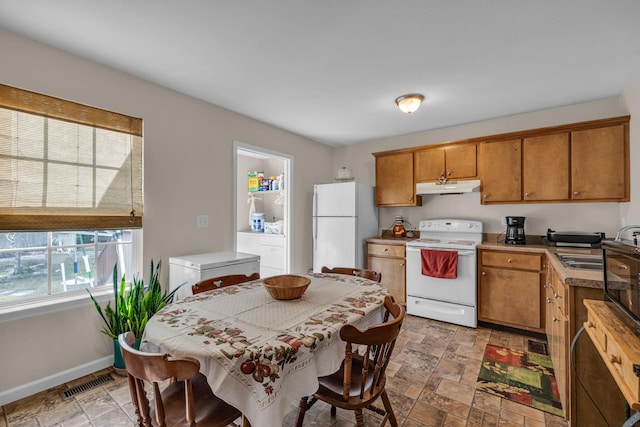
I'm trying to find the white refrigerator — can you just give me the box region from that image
[312,182,378,273]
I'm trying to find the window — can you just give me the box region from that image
[0,84,143,312]
[0,230,139,306]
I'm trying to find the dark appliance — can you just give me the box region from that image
[544,229,605,248]
[568,239,638,426]
[602,240,640,329]
[505,216,526,245]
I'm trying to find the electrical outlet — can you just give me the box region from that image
[196,215,209,228]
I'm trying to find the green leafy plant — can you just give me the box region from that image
[88,259,181,339]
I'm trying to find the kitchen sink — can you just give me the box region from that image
[555,253,603,271]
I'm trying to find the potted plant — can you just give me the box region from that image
[88,259,181,371]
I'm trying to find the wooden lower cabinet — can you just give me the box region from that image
[366,239,406,304]
[545,265,569,414]
[545,263,627,425]
[478,250,545,332]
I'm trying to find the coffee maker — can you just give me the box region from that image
[505,216,526,245]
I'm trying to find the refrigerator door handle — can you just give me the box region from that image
[313,217,317,252]
[313,188,317,217]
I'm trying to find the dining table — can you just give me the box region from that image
[141,272,389,427]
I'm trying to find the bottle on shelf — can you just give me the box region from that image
[248,171,259,192]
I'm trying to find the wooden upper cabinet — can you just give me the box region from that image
[446,144,477,179]
[571,125,627,201]
[481,139,522,203]
[374,151,421,206]
[373,116,628,206]
[414,144,476,182]
[523,133,570,201]
[414,147,444,182]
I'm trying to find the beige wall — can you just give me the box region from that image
[333,98,634,237]
[621,74,640,227]
[0,28,332,397]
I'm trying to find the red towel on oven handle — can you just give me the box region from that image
[420,249,458,279]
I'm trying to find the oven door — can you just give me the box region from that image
[405,246,477,306]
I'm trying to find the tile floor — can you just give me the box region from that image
[1,315,569,427]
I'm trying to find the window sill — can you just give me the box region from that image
[0,288,114,324]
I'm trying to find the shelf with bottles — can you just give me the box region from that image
[248,171,285,193]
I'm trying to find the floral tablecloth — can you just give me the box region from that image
[141,272,388,427]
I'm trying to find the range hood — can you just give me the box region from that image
[416,179,481,195]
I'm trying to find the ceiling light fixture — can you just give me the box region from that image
[395,93,424,113]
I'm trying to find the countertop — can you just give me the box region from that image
[477,234,604,289]
[368,233,605,289]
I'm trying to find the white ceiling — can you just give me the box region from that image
[1,1,640,147]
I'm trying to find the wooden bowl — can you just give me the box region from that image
[262,275,310,300]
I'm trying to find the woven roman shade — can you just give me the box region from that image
[0,84,143,231]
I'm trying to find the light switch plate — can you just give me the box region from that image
[196,215,209,228]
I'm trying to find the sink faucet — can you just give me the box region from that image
[614,225,640,241]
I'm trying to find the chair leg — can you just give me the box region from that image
[330,405,336,416]
[295,397,309,427]
[354,409,365,427]
[380,390,398,427]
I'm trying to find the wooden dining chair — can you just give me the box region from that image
[295,295,405,427]
[118,332,243,427]
[321,266,382,283]
[192,272,260,294]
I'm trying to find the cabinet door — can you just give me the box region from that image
[523,133,569,201]
[375,152,420,206]
[480,139,522,203]
[414,148,445,182]
[445,144,477,179]
[414,145,477,182]
[478,268,541,329]
[571,125,626,200]
[368,256,406,304]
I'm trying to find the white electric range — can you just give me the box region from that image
[405,219,483,328]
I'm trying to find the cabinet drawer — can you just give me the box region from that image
[481,251,542,270]
[367,243,405,258]
[261,244,285,269]
[585,315,608,353]
[604,335,640,401]
[584,300,640,407]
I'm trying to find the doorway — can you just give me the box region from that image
[233,142,292,277]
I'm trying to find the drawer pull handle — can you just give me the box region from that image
[573,191,580,195]
[619,265,629,270]
[609,354,622,365]
[384,248,389,252]
[585,321,595,329]
[507,259,512,263]
[553,317,559,322]
[554,292,559,299]
[481,271,486,276]
[547,297,552,304]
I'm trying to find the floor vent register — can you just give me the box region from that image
[60,374,114,400]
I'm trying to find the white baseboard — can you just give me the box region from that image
[0,356,113,406]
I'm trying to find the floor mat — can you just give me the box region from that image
[476,343,563,417]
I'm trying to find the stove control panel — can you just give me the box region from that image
[418,219,483,233]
